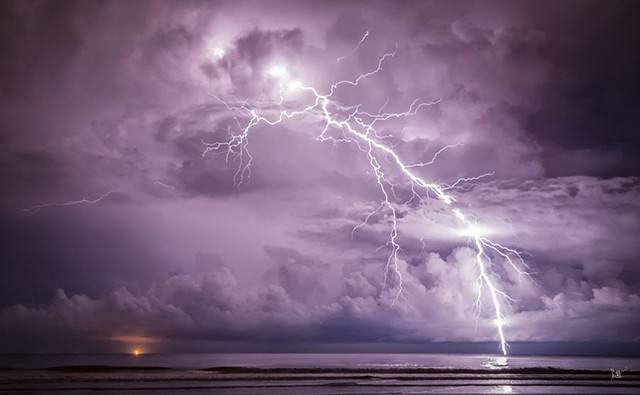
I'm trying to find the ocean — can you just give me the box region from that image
[2,352,640,371]
[1,353,639,394]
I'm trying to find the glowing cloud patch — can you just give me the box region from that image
[266,64,289,79]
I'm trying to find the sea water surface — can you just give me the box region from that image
[1,352,639,370]
[1,354,639,394]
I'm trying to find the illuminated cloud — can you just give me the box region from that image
[0,0,638,353]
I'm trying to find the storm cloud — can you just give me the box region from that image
[0,0,639,353]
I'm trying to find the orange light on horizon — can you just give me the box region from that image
[132,348,142,356]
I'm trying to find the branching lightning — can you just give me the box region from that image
[203,46,530,355]
[405,143,465,169]
[20,191,114,214]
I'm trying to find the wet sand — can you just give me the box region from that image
[1,366,639,394]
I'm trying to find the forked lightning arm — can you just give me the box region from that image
[203,49,529,355]
[21,191,114,214]
[336,30,370,63]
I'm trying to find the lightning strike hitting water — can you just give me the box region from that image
[203,48,530,355]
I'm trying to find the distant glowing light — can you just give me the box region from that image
[205,40,226,60]
[459,223,491,238]
[266,64,288,79]
[287,80,302,90]
[212,47,225,59]
[132,348,142,356]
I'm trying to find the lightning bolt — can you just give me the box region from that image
[20,191,114,214]
[204,47,530,355]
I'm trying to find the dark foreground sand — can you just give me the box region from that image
[1,366,639,394]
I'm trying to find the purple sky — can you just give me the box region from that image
[1,0,639,354]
